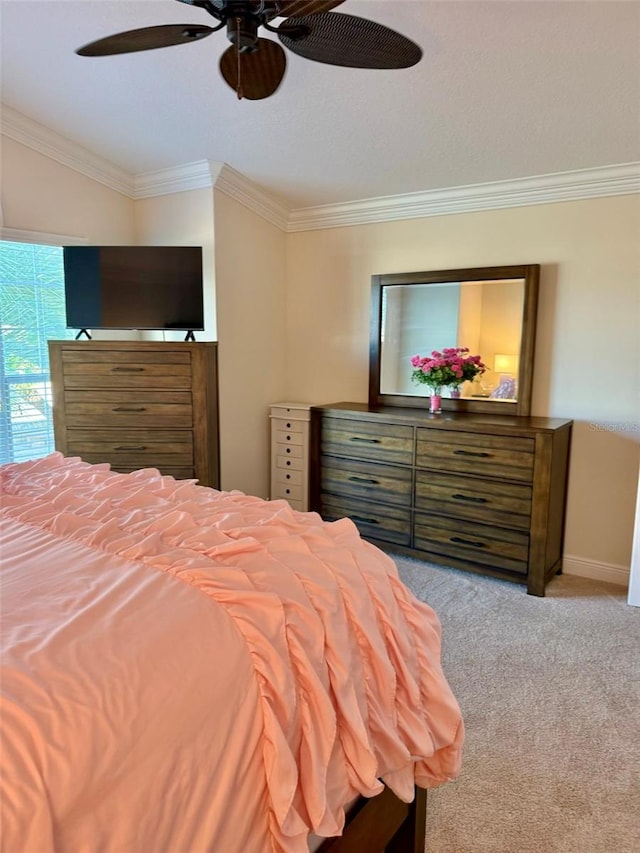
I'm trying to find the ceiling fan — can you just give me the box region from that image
[76,0,422,100]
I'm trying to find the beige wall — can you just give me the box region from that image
[135,190,287,497]
[285,196,640,576]
[134,190,217,341]
[214,190,287,497]
[1,137,135,242]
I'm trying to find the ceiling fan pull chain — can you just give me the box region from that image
[235,16,243,99]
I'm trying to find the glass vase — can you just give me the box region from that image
[450,387,461,399]
[429,392,442,414]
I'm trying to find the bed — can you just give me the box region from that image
[0,453,463,852]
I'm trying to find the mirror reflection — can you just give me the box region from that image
[380,279,525,402]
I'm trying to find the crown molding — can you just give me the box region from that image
[1,105,134,197]
[0,107,290,227]
[214,164,290,231]
[132,161,289,229]
[133,160,223,198]
[3,104,638,232]
[0,227,87,246]
[134,161,289,230]
[287,162,640,232]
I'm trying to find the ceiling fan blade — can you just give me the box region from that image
[277,12,422,69]
[173,1,345,20]
[266,1,346,18]
[219,38,287,99]
[76,24,214,57]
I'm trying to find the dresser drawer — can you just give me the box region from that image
[67,429,193,468]
[110,465,195,479]
[284,498,305,512]
[415,470,532,530]
[274,467,304,487]
[322,418,413,465]
[64,391,192,428]
[414,514,529,575]
[321,495,411,546]
[273,429,305,447]
[416,429,534,482]
[270,405,310,422]
[272,483,304,502]
[61,350,192,389]
[276,442,304,460]
[271,417,305,434]
[275,454,305,473]
[321,455,412,507]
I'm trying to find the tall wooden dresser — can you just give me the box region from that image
[48,340,219,487]
[310,403,572,596]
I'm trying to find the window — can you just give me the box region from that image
[0,240,73,464]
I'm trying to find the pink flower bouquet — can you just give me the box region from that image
[410,347,486,393]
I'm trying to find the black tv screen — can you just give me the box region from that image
[63,246,204,331]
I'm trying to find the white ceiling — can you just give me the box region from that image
[1,0,639,211]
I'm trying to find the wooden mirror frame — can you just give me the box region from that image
[369,264,540,417]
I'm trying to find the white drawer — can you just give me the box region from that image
[276,454,304,471]
[285,497,305,511]
[271,418,305,434]
[270,404,311,421]
[274,467,303,486]
[274,429,304,446]
[276,442,303,459]
[272,483,303,501]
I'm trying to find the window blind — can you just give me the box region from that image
[0,240,72,464]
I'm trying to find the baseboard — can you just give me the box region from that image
[563,554,629,588]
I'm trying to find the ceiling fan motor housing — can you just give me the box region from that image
[224,2,268,52]
[226,15,260,51]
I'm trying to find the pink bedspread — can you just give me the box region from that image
[0,454,463,852]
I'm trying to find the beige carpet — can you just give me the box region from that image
[392,556,640,853]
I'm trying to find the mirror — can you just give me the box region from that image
[369,265,539,416]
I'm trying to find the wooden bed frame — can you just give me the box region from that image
[316,785,427,852]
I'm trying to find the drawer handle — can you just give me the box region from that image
[349,437,381,444]
[348,476,379,485]
[450,535,486,548]
[112,406,146,412]
[453,450,491,458]
[452,493,488,504]
[114,445,147,451]
[351,515,379,525]
[111,367,145,372]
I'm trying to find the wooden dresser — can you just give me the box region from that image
[48,340,219,487]
[310,403,572,596]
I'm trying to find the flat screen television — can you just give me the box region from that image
[63,246,204,334]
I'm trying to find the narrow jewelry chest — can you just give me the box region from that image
[310,403,572,596]
[269,403,311,510]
